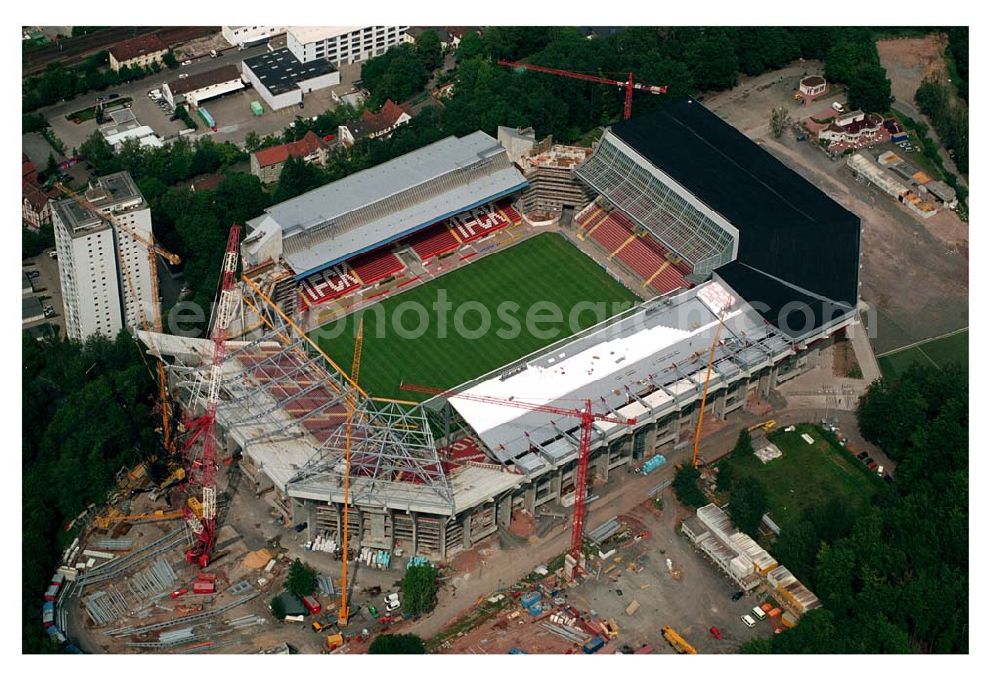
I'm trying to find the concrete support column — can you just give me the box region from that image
[524,485,537,514]
[596,446,610,481]
[462,513,472,550]
[439,517,447,561]
[499,493,513,527]
[410,513,417,555]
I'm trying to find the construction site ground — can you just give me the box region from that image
[436,495,772,655]
[702,63,968,355]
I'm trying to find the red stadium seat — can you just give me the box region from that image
[588,213,632,253]
[409,224,461,262]
[349,249,405,285]
[300,263,361,305]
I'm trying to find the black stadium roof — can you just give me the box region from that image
[609,100,860,338]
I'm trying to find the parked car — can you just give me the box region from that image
[741,615,756,628]
[867,461,878,470]
[383,592,399,606]
[856,451,869,461]
[710,627,723,640]
[179,73,189,79]
[47,250,57,259]
[731,590,744,601]
[385,598,401,612]
[26,270,40,279]
[883,474,894,485]
[107,93,120,99]
[181,60,192,66]
[209,50,219,58]
[876,465,885,477]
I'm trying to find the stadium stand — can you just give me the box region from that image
[648,264,690,294]
[617,237,666,281]
[300,264,361,305]
[348,249,406,285]
[587,213,632,253]
[409,224,462,263]
[450,203,509,243]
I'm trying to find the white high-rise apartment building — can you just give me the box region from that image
[286,26,408,66]
[51,172,155,342]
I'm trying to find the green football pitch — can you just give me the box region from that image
[878,329,968,380]
[311,232,639,400]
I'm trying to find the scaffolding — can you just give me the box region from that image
[150,277,454,516]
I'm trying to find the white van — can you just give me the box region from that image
[831,101,845,113]
[752,606,766,620]
[741,614,756,628]
[877,465,885,477]
[284,614,305,623]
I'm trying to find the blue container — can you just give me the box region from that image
[583,635,606,654]
[527,602,543,617]
[520,591,541,608]
[641,454,666,475]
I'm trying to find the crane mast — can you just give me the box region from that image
[185,224,241,568]
[691,305,731,468]
[338,318,364,627]
[400,384,635,579]
[497,59,668,120]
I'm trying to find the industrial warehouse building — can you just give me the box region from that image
[143,100,861,563]
[163,65,246,108]
[242,48,340,111]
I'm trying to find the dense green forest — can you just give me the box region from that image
[22,332,160,651]
[743,364,968,653]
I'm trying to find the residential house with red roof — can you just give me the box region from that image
[250,131,330,184]
[108,34,169,72]
[22,155,52,229]
[337,99,412,147]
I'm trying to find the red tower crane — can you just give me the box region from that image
[184,224,242,568]
[497,59,668,120]
[400,383,636,579]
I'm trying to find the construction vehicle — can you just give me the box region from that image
[338,319,364,628]
[151,466,186,499]
[691,303,732,468]
[94,496,204,529]
[400,384,635,580]
[325,633,344,650]
[498,60,668,120]
[748,419,777,433]
[661,626,698,654]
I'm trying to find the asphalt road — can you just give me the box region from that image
[43,43,271,152]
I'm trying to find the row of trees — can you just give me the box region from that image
[744,363,968,653]
[946,27,968,102]
[915,78,969,175]
[23,51,166,113]
[22,332,159,652]
[360,30,445,108]
[822,28,893,113]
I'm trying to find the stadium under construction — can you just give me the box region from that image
[140,99,862,562]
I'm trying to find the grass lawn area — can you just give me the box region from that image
[728,424,882,531]
[312,232,639,401]
[878,329,968,380]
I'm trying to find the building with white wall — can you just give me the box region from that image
[221,26,285,48]
[163,65,245,108]
[242,48,339,110]
[286,26,408,66]
[51,172,155,342]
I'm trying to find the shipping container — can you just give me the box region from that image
[583,635,606,654]
[45,585,59,601]
[192,581,215,594]
[302,596,322,615]
[634,644,654,654]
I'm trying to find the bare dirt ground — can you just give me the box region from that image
[701,65,968,354]
[877,34,967,185]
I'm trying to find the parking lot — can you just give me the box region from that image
[23,250,65,337]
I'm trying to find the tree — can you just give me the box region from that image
[369,633,426,654]
[690,32,739,91]
[270,595,287,619]
[715,457,734,492]
[415,29,445,73]
[847,63,892,113]
[163,50,178,69]
[401,563,438,616]
[672,461,707,508]
[732,428,754,458]
[769,106,791,139]
[728,476,767,534]
[273,156,327,203]
[284,559,317,597]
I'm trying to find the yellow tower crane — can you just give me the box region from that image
[338,318,364,627]
[691,304,731,468]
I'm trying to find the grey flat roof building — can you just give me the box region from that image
[246,131,528,277]
[242,48,337,95]
[52,171,145,238]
